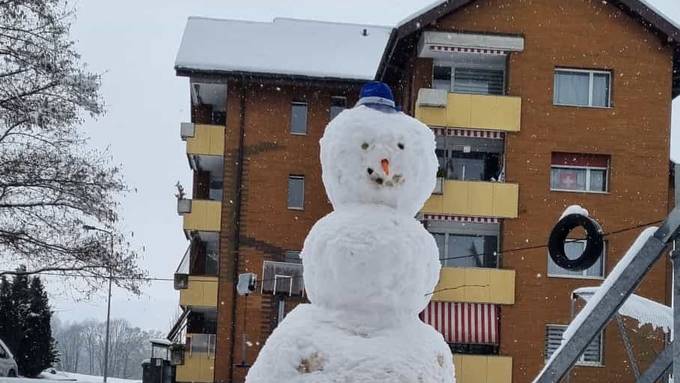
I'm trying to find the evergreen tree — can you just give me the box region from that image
[0,276,18,357]
[18,277,58,377]
[6,267,30,363]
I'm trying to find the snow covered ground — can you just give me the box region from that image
[0,370,140,383]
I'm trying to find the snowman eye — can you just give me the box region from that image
[397,143,405,150]
[361,142,369,150]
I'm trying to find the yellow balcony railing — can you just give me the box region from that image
[179,199,222,233]
[179,276,218,308]
[454,354,513,383]
[432,267,515,305]
[176,353,214,383]
[181,123,225,157]
[415,89,521,132]
[423,180,518,219]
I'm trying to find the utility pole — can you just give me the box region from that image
[83,224,114,383]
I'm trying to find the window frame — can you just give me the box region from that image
[287,175,305,210]
[553,68,612,108]
[545,324,604,367]
[546,240,606,280]
[550,164,609,193]
[289,101,308,135]
[432,59,507,96]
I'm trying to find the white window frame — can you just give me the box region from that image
[287,175,304,210]
[290,101,308,135]
[550,164,609,193]
[432,59,507,95]
[547,240,606,280]
[553,68,612,108]
[545,324,604,367]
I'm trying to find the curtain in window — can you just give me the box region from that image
[592,73,610,107]
[550,168,586,191]
[547,241,603,278]
[554,71,590,106]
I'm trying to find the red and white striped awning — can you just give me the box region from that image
[429,45,507,56]
[432,128,506,140]
[423,214,500,224]
[420,302,499,345]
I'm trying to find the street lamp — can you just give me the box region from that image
[83,224,114,383]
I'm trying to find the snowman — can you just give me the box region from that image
[246,82,455,383]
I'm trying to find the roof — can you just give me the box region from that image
[175,17,393,81]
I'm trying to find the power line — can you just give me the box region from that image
[0,218,665,285]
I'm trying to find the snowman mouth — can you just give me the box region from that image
[366,168,404,187]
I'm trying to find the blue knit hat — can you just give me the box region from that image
[356,81,397,111]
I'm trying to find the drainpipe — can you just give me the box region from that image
[228,79,247,383]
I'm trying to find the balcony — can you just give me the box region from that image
[422,180,518,219]
[453,354,513,383]
[175,334,215,383]
[415,89,521,132]
[178,199,222,234]
[181,123,225,157]
[179,276,218,308]
[432,267,515,305]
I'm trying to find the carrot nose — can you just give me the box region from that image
[381,159,390,175]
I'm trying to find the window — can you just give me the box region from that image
[290,102,308,134]
[330,97,346,120]
[545,325,602,365]
[554,69,611,107]
[285,250,301,264]
[445,151,502,181]
[432,232,498,268]
[550,153,609,193]
[432,54,506,96]
[287,176,304,210]
[547,240,605,279]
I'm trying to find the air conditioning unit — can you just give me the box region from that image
[261,261,304,296]
[180,122,195,141]
[177,199,192,215]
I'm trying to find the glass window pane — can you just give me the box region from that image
[592,73,610,107]
[287,176,304,209]
[453,68,504,95]
[285,250,301,263]
[290,103,308,134]
[554,71,590,106]
[433,66,452,91]
[551,167,586,191]
[330,97,346,120]
[589,169,607,192]
[547,241,604,278]
[445,234,496,268]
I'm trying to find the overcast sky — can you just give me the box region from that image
[51,0,680,332]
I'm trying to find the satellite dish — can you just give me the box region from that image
[237,273,257,296]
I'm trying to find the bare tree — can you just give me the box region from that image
[0,0,144,292]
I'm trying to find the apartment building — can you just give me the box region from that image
[170,1,680,382]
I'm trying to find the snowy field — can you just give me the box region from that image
[0,370,140,383]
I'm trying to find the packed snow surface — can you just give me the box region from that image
[175,18,392,80]
[246,103,452,382]
[320,106,438,217]
[574,287,671,334]
[559,205,589,220]
[0,370,140,383]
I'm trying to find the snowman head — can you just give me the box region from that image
[320,83,437,216]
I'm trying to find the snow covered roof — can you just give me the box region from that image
[175,17,393,81]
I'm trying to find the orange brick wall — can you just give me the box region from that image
[415,0,674,382]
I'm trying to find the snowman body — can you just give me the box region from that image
[246,103,455,383]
